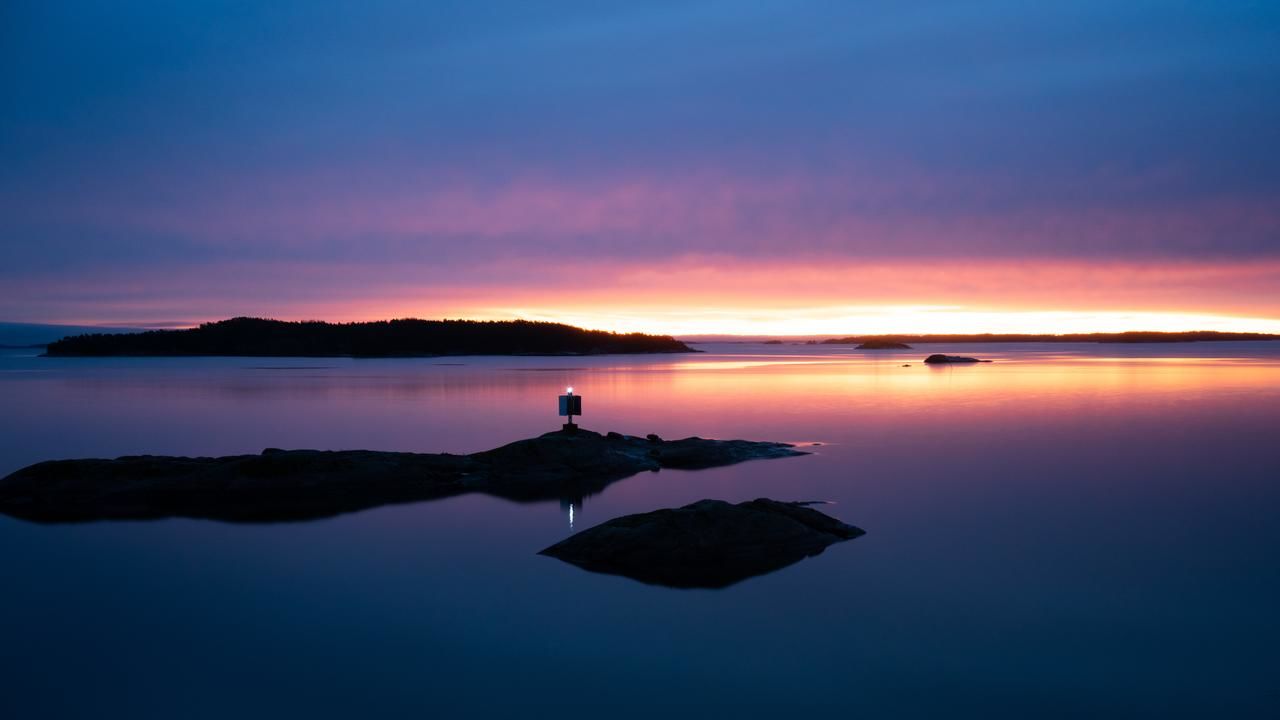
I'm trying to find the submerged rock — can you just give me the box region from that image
[923,354,991,364]
[0,429,806,524]
[539,498,864,588]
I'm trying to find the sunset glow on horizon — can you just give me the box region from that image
[493,308,1280,338]
[54,304,1280,340]
[16,256,1280,337]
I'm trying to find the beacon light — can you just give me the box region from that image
[558,388,582,431]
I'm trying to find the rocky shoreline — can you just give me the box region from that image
[0,429,806,523]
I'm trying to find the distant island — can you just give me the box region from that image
[856,340,912,349]
[822,331,1279,345]
[44,317,696,357]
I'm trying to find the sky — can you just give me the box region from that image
[2,1,1279,335]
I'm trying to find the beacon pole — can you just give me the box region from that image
[558,386,582,432]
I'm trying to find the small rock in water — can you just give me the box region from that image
[923,354,991,364]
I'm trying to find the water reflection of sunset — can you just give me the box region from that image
[3,344,1277,472]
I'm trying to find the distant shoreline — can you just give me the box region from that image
[818,331,1278,345]
[43,317,697,358]
[22,323,1280,356]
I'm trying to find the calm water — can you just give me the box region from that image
[2,343,1278,718]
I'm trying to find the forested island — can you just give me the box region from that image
[822,331,1278,345]
[44,317,695,357]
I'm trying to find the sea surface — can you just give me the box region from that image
[1,342,1278,718]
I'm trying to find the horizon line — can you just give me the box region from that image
[6,316,1280,342]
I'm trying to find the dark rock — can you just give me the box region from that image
[648,436,803,469]
[539,498,865,588]
[923,354,992,364]
[646,433,663,443]
[606,431,623,440]
[0,429,806,524]
[856,340,912,349]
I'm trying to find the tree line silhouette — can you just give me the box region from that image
[45,317,695,357]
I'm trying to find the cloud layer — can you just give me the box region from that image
[2,1,1278,330]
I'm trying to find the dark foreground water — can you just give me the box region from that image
[1,343,1278,718]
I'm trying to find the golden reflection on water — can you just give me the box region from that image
[636,352,1280,418]
[665,359,844,371]
[523,350,1280,447]
[3,346,1278,468]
